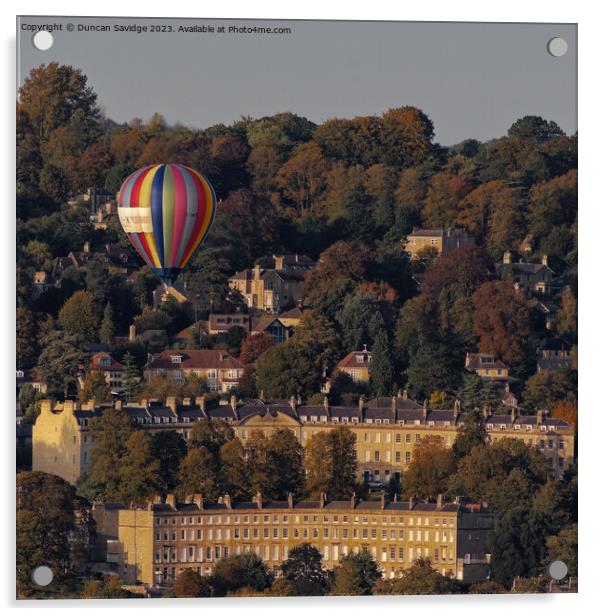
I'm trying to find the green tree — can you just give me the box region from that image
[452,409,487,459]
[17,471,93,597]
[489,507,553,588]
[264,428,305,499]
[211,552,273,597]
[330,550,381,595]
[121,351,141,401]
[16,306,39,370]
[522,368,577,412]
[557,286,577,340]
[280,543,331,596]
[449,438,548,514]
[369,327,395,396]
[173,569,212,598]
[374,558,464,595]
[58,290,99,343]
[36,331,87,397]
[99,302,116,348]
[176,446,219,502]
[545,523,577,577]
[508,116,565,142]
[220,438,250,499]
[149,430,188,495]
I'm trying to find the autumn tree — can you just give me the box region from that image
[173,569,212,598]
[79,371,109,402]
[276,141,330,214]
[472,281,530,365]
[220,438,250,499]
[421,172,473,228]
[58,290,99,343]
[85,408,135,501]
[305,426,357,499]
[404,436,456,499]
[239,332,275,365]
[118,431,161,505]
[458,181,523,255]
[552,400,577,431]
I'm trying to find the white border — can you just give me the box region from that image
[2,1,598,615]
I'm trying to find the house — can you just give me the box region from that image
[152,281,209,312]
[16,368,47,395]
[250,315,292,343]
[465,353,510,382]
[145,350,244,392]
[90,352,124,391]
[171,321,205,347]
[277,306,305,328]
[404,228,475,260]
[537,337,573,373]
[530,299,560,331]
[228,255,314,313]
[335,346,373,383]
[208,314,251,336]
[495,253,554,295]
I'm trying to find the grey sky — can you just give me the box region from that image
[17,17,576,145]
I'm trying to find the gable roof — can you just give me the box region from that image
[147,349,244,371]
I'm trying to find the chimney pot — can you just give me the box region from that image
[193,493,204,509]
[165,494,176,509]
[288,492,294,509]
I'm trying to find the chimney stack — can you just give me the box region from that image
[350,492,357,509]
[83,241,90,253]
[402,389,408,400]
[453,399,461,418]
[503,251,512,264]
[288,492,294,509]
[536,409,545,425]
[223,494,232,509]
[193,493,204,509]
[129,324,136,342]
[542,254,548,267]
[323,396,329,411]
[254,491,263,509]
[195,395,206,413]
[319,492,326,508]
[511,407,518,423]
[436,493,444,510]
[166,396,177,414]
[166,494,176,509]
[409,495,416,510]
[380,493,386,509]
[289,396,297,413]
[482,405,491,419]
[358,395,365,419]
[230,395,238,419]
[114,400,122,410]
[422,399,428,419]
[392,396,397,413]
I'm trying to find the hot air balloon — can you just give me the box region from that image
[117,163,217,286]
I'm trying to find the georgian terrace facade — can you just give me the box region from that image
[32,394,574,486]
[93,493,495,588]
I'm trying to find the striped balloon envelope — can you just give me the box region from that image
[117,163,217,286]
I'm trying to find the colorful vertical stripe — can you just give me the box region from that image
[117,163,217,286]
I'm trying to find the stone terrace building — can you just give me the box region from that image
[32,395,574,486]
[93,493,495,588]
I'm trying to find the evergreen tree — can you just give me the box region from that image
[99,302,116,348]
[369,328,395,396]
[122,352,141,402]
